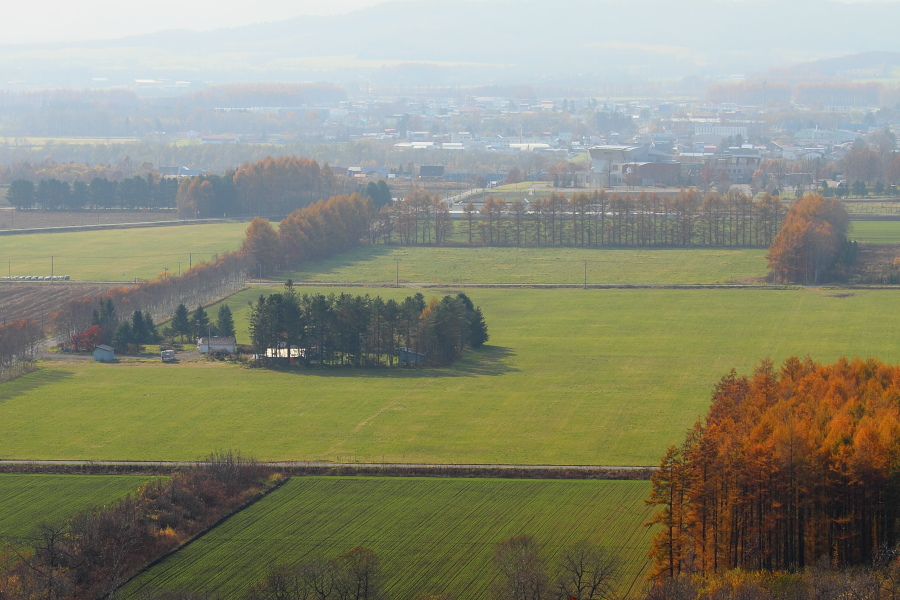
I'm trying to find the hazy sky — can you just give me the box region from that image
[7,0,896,45]
[7,0,396,44]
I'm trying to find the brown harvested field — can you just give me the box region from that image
[0,282,128,323]
[854,242,900,275]
[0,209,179,230]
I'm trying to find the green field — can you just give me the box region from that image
[122,477,655,600]
[0,474,155,540]
[0,222,247,281]
[848,220,900,244]
[281,246,768,285]
[3,286,899,465]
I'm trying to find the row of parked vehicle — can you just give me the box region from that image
[1,275,70,281]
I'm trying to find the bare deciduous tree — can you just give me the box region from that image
[493,536,550,600]
[553,541,618,600]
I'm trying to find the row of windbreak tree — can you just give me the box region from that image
[0,319,41,380]
[647,356,900,580]
[51,251,248,346]
[51,191,375,355]
[0,452,273,600]
[7,156,349,217]
[373,189,785,248]
[176,156,349,218]
[241,193,373,276]
[248,287,488,367]
[6,175,179,210]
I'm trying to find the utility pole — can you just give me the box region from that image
[583,259,587,289]
[395,258,400,288]
[51,256,54,281]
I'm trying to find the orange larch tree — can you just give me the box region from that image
[648,356,900,580]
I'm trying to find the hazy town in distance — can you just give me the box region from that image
[5,1,900,600]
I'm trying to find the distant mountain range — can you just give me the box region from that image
[2,0,900,90]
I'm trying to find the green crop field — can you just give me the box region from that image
[122,477,656,600]
[848,220,900,244]
[0,474,156,540]
[280,246,768,285]
[2,286,899,465]
[0,222,247,281]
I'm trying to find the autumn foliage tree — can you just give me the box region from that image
[647,356,900,580]
[379,188,783,249]
[1,451,272,600]
[242,192,372,277]
[0,319,41,380]
[766,194,851,283]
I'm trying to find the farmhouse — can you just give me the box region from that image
[93,344,115,362]
[198,336,236,354]
[265,345,303,359]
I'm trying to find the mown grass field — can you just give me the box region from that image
[848,220,900,244]
[3,286,899,465]
[122,477,655,600]
[0,222,247,281]
[280,246,768,285]
[0,474,155,540]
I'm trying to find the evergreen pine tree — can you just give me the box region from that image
[144,313,159,343]
[131,311,147,351]
[113,322,133,351]
[191,305,211,339]
[468,306,489,348]
[171,303,191,341]
[216,305,236,339]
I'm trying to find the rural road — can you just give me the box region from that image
[0,459,655,471]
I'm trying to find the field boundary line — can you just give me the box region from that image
[0,460,656,479]
[116,475,290,599]
[0,218,243,236]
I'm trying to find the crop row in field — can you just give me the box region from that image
[3,286,899,465]
[281,245,769,285]
[0,222,247,281]
[0,474,155,541]
[0,282,125,322]
[123,477,656,600]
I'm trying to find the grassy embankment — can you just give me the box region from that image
[0,474,157,540]
[122,477,656,600]
[2,286,899,465]
[0,222,247,281]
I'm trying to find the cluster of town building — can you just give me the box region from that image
[161,93,891,191]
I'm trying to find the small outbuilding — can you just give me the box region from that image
[198,336,236,354]
[397,346,427,366]
[93,344,115,362]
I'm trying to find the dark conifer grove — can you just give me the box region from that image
[248,286,488,367]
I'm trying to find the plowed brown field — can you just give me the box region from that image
[0,282,125,323]
[0,209,177,231]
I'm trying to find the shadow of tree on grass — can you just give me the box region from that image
[0,368,74,404]
[267,345,517,380]
[279,246,399,282]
